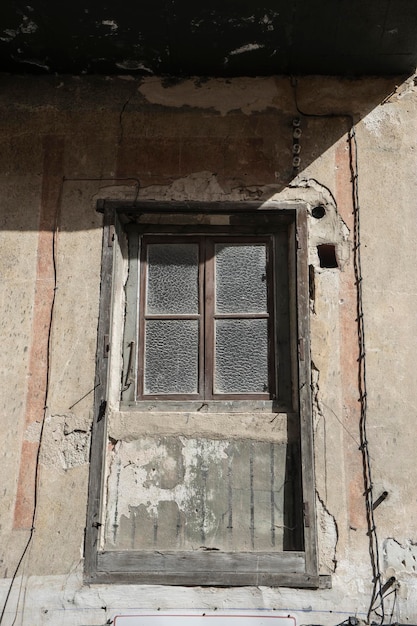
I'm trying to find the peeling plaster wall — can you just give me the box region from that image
[1,74,417,624]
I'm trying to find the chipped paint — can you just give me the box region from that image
[104,434,292,552]
[0,2,415,76]
[101,20,118,31]
[229,43,265,56]
[108,408,289,444]
[383,538,417,575]
[105,437,229,541]
[138,77,286,116]
[116,60,153,72]
[20,18,38,34]
[12,57,50,71]
[40,415,90,470]
[362,106,400,136]
[3,17,38,39]
[260,14,275,30]
[2,28,18,40]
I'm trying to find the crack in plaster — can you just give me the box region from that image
[316,489,339,574]
[311,366,339,574]
[118,88,137,146]
[311,364,328,503]
[289,178,350,269]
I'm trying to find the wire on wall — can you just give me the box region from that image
[0,174,140,625]
[290,77,385,625]
[348,126,384,625]
[0,180,62,626]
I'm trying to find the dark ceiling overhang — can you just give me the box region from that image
[1,1,417,77]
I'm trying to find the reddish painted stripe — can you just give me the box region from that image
[13,136,64,529]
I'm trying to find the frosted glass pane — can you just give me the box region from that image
[147,243,199,314]
[215,244,267,313]
[215,319,268,394]
[144,320,199,394]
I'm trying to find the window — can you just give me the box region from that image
[85,201,322,588]
[121,210,294,410]
[137,235,273,400]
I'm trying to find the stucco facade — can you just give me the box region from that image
[1,74,417,624]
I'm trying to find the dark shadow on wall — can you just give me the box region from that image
[0,73,411,231]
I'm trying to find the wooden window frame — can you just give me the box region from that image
[84,200,327,589]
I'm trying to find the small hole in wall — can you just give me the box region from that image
[312,205,326,219]
[317,244,338,268]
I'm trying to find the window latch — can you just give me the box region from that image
[124,341,136,387]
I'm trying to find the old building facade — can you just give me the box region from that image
[1,71,417,624]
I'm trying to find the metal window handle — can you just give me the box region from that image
[124,340,136,387]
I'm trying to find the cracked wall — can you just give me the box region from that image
[1,74,417,624]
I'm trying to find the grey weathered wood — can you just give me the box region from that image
[274,228,292,409]
[86,202,323,588]
[98,550,305,573]
[84,207,114,578]
[91,549,321,587]
[90,571,323,588]
[121,400,294,413]
[296,207,319,578]
[98,199,302,217]
[121,225,138,403]
[93,550,318,587]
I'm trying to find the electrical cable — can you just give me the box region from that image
[388,587,398,624]
[349,126,384,625]
[1,87,139,619]
[369,584,398,621]
[0,178,63,625]
[290,76,385,625]
[0,172,141,623]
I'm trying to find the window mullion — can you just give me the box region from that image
[266,237,276,400]
[137,235,147,399]
[204,237,215,400]
[198,238,205,399]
